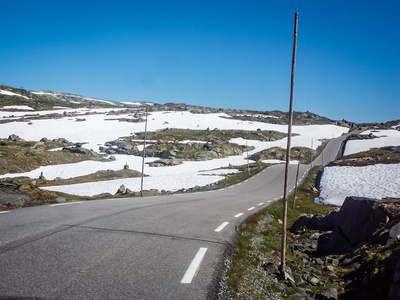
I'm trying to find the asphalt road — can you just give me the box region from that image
[0,128,362,299]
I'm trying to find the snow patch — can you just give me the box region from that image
[319,164,400,206]
[0,110,350,196]
[2,105,34,110]
[344,130,400,155]
[0,90,29,99]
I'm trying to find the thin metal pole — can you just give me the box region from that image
[140,106,148,197]
[292,151,301,211]
[310,138,313,167]
[280,12,298,279]
[246,142,250,175]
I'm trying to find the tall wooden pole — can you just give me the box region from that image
[140,106,148,197]
[280,12,298,279]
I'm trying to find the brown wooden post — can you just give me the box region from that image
[280,12,298,279]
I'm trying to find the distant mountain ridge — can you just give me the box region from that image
[0,83,357,127]
[0,84,151,109]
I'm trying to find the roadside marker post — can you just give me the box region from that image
[280,12,298,280]
[140,106,148,197]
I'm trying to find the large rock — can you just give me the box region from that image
[194,150,219,160]
[8,134,24,141]
[390,259,400,300]
[388,223,400,244]
[316,287,338,300]
[309,213,337,231]
[317,196,389,255]
[290,216,311,234]
[336,197,388,246]
[116,185,126,195]
[147,158,182,167]
[102,140,140,155]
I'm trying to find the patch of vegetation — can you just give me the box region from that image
[0,84,120,111]
[0,139,106,175]
[249,146,315,164]
[339,242,400,299]
[333,146,400,167]
[142,141,250,161]
[216,163,269,188]
[39,169,143,187]
[131,128,288,142]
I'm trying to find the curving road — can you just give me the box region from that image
[0,128,362,299]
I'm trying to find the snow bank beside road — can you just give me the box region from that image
[319,164,400,206]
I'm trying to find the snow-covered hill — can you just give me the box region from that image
[0,84,151,109]
[0,105,349,196]
[1,84,397,203]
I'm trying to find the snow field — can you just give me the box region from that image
[0,89,29,99]
[319,163,400,206]
[343,129,400,156]
[2,105,34,110]
[0,109,349,196]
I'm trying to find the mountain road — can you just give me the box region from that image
[0,128,363,299]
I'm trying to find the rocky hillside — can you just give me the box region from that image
[0,84,150,110]
[1,83,358,127]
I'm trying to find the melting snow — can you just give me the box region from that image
[0,108,350,196]
[2,105,34,110]
[344,129,400,156]
[0,90,29,99]
[319,164,400,206]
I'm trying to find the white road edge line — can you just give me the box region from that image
[181,247,208,284]
[234,213,244,218]
[214,222,229,232]
[50,202,83,207]
[248,207,255,211]
[257,202,264,206]
[0,211,10,214]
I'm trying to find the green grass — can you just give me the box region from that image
[216,162,269,187]
[342,146,400,160]
[132,128,288,142]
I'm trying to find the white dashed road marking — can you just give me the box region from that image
[257,202,264,206]
[0,211,10,214]
[234,213,244,218]
[247,207,255,211]
[181,247,208,284]
[50,202,83,207]
[214,222,229,232]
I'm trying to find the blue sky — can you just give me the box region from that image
[1,0,398,123]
